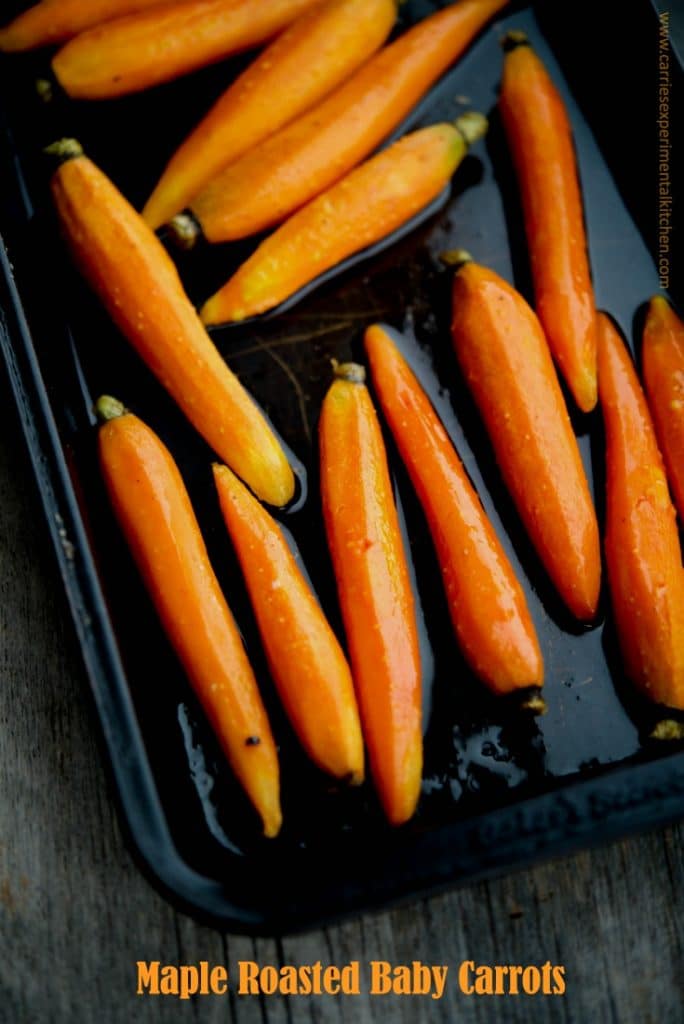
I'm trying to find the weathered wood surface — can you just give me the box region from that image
[0,372,683,1024]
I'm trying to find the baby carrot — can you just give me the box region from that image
[47,139,294,507]
[142,0,397,230]
[96,397,281,837]
[319,362,422,826]
[448,253,601,621]
[200,114,487,324]
[642,295,684,522]
[213,463,364,783]
[0,0,175,51]
[597,313,684,712]
[364,324,544,703]
[51,0,320,99]
[499,31,598,413]
[176,0,509,245]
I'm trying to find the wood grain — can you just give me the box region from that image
[0,367,682,1024]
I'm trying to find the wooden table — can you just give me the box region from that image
[1,364,682,1024]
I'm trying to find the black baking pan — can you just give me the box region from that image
[0,0,683,934]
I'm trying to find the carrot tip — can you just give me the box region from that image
[44,137,83,166]
[167,211,201,251]
[501,29,530,53]
[331,358,366,384]
[94,395,127,424]
[453,111,488,147]
[650,719,684,741]
[440,248,473,271]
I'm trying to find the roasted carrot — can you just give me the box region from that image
[142,0,397,230]
[213,463,364,783]
[499,31,598,413]
[597,313,684,712]
[200,113,487,324]
[96,397,281,837]
[51,0,320,99]
[642,295,684,522]
[448,253,601,621]
[0,0,177,51]
[47,139,294,507]
[364,324,544,703]
[319,362,422,825]
[175,0,508,245]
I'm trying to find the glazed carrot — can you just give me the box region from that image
[142,0,397,230]
[319,362,422,825]
[51,0,320,99]
[448,253,601,621]
[213,463,364,783]
[0,0,177,51]
[642,295,684,522]
[96,397,281,836]
[598,313,684,711]
[499,31,598,413]
[176,0,508,245]
[200,114,487,324]
[47,139,294,507]
[364,324,544,702]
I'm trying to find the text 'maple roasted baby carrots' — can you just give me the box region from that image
[173,0,509,245]
[47,139,294,507]
[0,0,176,52]
[51,0,321,99]
[597,313,684,715]
[499,31,598,413]
[96,397,281,837]
[213,463,364,784]
[319,362,422,825]
[364,324,545,705]
[447,253,601,621]
[200,113,487,325]
[642,295,684,523]
[142,0,398,230]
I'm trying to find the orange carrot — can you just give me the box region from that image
[200,114,487,324]
[213,463,364,783]
[448,253,601,621]
[96,397,281,837]
[51,0,320,99]
[319,362,422,825]
[499,31,598,413]
[177,0,509,244]
[47,139,294,507]
[0,0,177,51]
[642,295,684,522]
[364,324,544,702]
[142,0,397,230]
[598,313,684,712]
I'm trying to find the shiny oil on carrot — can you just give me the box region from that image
[142,0,398,230]
[319,362,422,825]
[642,295,684,522]
[173,0,508,245]
[598,313,684,713]
[96,397,282,837]
[365,323,544,704]
[448,252,601,621]
[47,139,294,507]
[499,30,598,413]
[213,462,364,784]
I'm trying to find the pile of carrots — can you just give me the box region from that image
[2,0,683,836]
